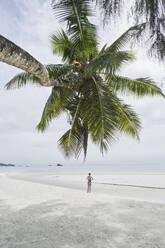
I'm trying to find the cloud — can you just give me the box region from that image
[0,0,165,167]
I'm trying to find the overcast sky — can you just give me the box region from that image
[0,0,165,167]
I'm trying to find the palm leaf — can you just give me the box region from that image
[81,78,118,153]
[46,64,71,78]
[60,93,89,158]
[85,51,134,76]
[52,0,98,62]
[5,72,41,90]
[52,0,92,25]
[58,122,86,158]
[80,78,142,153]
[117,102,141,139]
[51,30,76,63]
[105,23,146,52]
[46,64,79,85]
[67,96,81,148]
[37,87,74,132]
[107,75,164,97]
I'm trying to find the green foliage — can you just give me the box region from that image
[46,64,81,86]
[51,0,98,63]
[51,30,76,63]
[117,103,141,139]
[37,86,74,132]
[58,122,88,158]
[5,72,41,89]
[83,78,118,152]
[85,51,134,76]
[107,75,164,97]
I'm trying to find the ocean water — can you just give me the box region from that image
[1,163,165,175]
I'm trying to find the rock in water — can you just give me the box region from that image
[57,163,63,167]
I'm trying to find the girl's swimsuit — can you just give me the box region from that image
[87,176,92,185]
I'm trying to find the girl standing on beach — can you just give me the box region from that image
[87,173,93,193]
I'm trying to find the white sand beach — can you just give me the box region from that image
[0,172,165,248]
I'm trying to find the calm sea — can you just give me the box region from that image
[0,164,165,175]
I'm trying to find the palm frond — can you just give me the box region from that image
[51,30,76,63]
[85,51,134,76]
[46,64,70,77]
[58,121,87,158]
[51,0,98,62]
[80,78,118,153]
[60,93,89,159]
[117,102,141,139]
[47,64,82,88]
[58,129,81,158]
[98,44,107,55]
[5,72,41,90]
[105,23,146,52]
[67,96,81,148]
[37,87,74,132]
[80,77,142,153]
[52,0,92,25]
[107,75,164,97]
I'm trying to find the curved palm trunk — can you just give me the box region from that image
[0,35,69,88]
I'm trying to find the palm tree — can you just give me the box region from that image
[0,0,164,159]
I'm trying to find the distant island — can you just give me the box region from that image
[48,163,63,167]
[0,163,15,167]
[57,163,63,167]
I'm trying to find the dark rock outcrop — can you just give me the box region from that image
[0,163,15,167]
